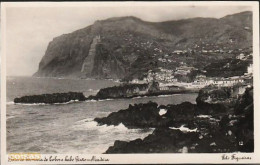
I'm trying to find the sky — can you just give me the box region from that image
[4,3,252,76]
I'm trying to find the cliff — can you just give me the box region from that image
[33,11,252,79]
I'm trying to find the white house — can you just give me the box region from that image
[236,53,245,60]
[247,64,253,74]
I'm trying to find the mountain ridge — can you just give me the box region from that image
[33,11,252,80]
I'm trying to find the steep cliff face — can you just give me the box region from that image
[33,11,252,79]
[80,35,101,77]
[33,26,95,78]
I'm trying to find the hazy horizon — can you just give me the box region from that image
[4,4,252,76]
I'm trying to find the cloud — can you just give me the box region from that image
[5,4,252,76]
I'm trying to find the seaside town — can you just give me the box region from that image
[7,8,256,156]
[130,47,253,93]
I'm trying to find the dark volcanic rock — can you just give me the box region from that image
[196,85,232,104]
[94,100,229,129]
[196,101,228,115]
[94,101,206,129]
[106,128,238,153]
[233,87,254,152]
[86,82,198,101]
[101,87,254,153]
[14,92,86,104]
[234,87,253,115]
[95,102,163,128]
[94,83,148,99]
[106,128,200,153]
[162,102,197,128]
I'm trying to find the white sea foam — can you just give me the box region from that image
[149,94,181,98]
[85,98,115,103]
[132,96,143,99]
[87,89,100,92]
[73,118,149,133]
[157,95,171,97]
[85,100,97,103]
[209,117,220,122]
[9,99,81,106]
[7,101,15,105]
[197,115,212,118]
[98,123,128,132]
[7,115,16,120]
[53,99,79,105]
[159,109,167,116]
[99,98,114,102]
[169,125,197,133]
[10,102,48,106]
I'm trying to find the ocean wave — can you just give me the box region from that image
[87,89,100,92]
[132,96,143,99]
[7,101,48,106]
[7,101,15,105]
[99,98,114,102]
[7,115,16,120]
[8,100,80,106]
[131,94,180,99]
[85,98,114,103]
[158,94,180,97]
[169,125,197,133]
[159,109,167,116]
[54,100,79,105]
[72,118,150,133]
[99,123,129,132]
[197,115,212,118]
[85,100,97,103]
[74,119,128,132]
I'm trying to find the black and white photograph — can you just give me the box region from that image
[1,1,259,164]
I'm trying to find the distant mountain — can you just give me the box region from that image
[33,11,252,79]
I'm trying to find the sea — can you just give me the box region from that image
[6,76,198,154]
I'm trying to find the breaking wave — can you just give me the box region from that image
[85,98,114,103]
[73,118,128,132]
[7,100,80,106]
[169,125,198,132]
[87,89,100,92]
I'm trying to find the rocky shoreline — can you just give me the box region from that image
[86,83,199,101]
[94,87,253,153]
[14,92,86,104]
[12,84,254,153]
[13,83,199,104]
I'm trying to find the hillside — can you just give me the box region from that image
[33,11,252,79]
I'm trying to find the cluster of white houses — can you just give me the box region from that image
[175,64,197,76]
[236,52,253,60]
[145,68,176,83]
[189,63,253,88]
[131,62,253,89]
[192,75,246,88]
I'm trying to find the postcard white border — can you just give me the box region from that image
[1,1,260,164]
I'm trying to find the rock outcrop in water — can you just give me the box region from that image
[95,87,253,153]
[95,102,164,128]
[88,83,149,100]
[94,100,228,129]
[87,82,198,101]
[14,92,86,104]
